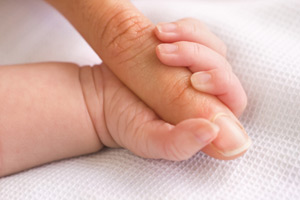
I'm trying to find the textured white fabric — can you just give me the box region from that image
[0,0,300,199]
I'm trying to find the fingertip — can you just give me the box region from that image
[193,122,219,145]
[154,23,163,38]
[209,113,251,159]
[190,71,213,92]
[156,44,170,63]
[156,43,182,67]
[156,22,177,33]
[155,22,180,42]
[190,68,233,96]
[157,43,178,54]
[190,69,248,116]
[155,44,161,57]
[155,44,167,64]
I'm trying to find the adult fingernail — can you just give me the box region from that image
[158,44,178,54]
[211,113,251,157]
[157,23,177,33]
[191,72,212,91]
[195,123,219,144]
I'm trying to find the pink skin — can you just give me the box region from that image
[0,18,248,177]
[0,63,219,177]
[101,65,220,160]
[49,0,251,160]
[155,18,247,117]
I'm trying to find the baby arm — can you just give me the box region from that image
[0,63,103,176]
[0,62,219,177]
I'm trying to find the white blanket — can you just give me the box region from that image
[0,0,299,199]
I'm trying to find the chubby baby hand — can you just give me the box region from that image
[155,18,247,117]
[98,19,249,161]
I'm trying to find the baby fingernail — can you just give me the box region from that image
[211,113,251,157]
[157,23,177,33]
[195,124,219,144]
[158,44,178,54]
[191,72,212,91]
[192,72,212,83]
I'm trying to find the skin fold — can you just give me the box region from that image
[46,0,251,159]
[0,63,219,176]
[0,0,252,176]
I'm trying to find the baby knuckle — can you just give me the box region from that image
[163,76,191,107]
[102,11,153,61]
[192,43,203,57]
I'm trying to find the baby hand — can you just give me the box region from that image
[155,18,247,117]
[99,64,219,161]
[102,19,249,160]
